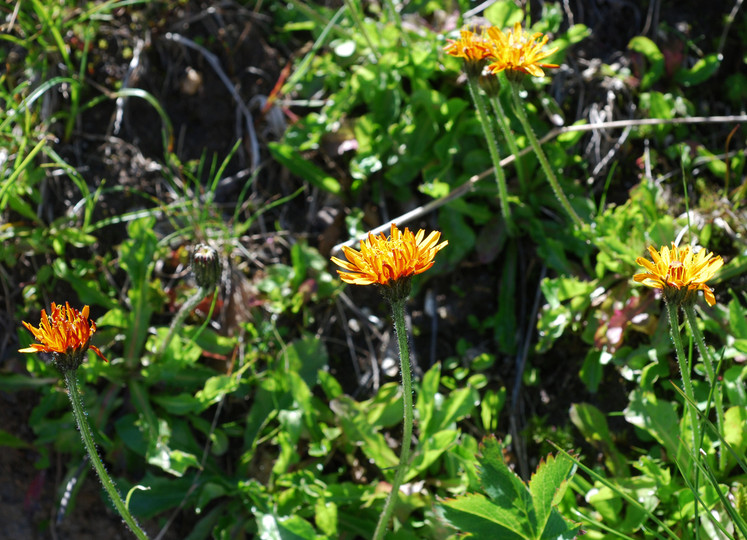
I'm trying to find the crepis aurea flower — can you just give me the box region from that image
[331,224,448,300]
[19,302,108,372]
[444,22,558,79]
[443,27,493,77]
[485,22,559,78]
[634,243,723,307]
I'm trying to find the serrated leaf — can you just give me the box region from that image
[540,510,580,540]
[529,452,575,533]
[478,438,536,534]
[439,494,527,540]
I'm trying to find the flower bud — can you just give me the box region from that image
[192,244,221,289]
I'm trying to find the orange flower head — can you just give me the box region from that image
[634,243,723,306]
[485,22,559,78]
[19,302,108,371]
[331,224,448,298]
[444,28,493,63]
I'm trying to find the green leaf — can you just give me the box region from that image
[477,438,536,531]
[674,53,720,86]
[406,429,460,481]
[724,406,747,457]
[569,403,628,477]
[624,389,683,466]
[268,141,341,195]
[119,217,159,363]
[628,36,664,90]
[528,453,575,534]
[439,494,527,540]
[284,333,328,388]
[0,429,30,448]
[256,513,319,540]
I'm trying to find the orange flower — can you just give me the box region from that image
[485,22,558,77]
[443,28,493,63]
[634,243,723,306]
[331,224,448,287]
[19,303,108,369]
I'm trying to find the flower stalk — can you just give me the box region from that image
[64,370,150,540]
[373,297,414,540]
[634,243,724,461]
[508,80,583,228]
[159,244,220,356]
[489,91,526,187]
[467,75,515,234]
[683,304,727,469]
[331,224,447,537]
[20,303,149,539]
[664,297,700,451]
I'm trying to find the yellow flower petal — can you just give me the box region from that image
[19,303,108,363]
[634,243,723,306]
[330,224,447,287]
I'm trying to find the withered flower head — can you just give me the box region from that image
[634,243,723,307]
[19,303,108,372]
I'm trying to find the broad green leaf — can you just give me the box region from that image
[478,438,536,532]
[256,513,318,540]
[674,53,720,86]
[439,494,527,540]
[624,389,683,466]
[417,363,441,437]
[284,334,328,388]
[570,403,628,477]
[427,385,478,437]
[151,393,200,415]
[528,452,575,534]
[628,36,664,90]
[406,429,460,481]
[724,406,747,457]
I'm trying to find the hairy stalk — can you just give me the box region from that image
[683,304,726,470]
[508,81,583,229]
[664,299,700,453]
[159,286,212,356]
[489,92,526,187]
[64,370,149,540]
[466,75,515,235]
[373,298,414,539]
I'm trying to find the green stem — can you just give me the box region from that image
[683,304,726,470]
[159,286,211,356]
[664,299,700,453]
[373,298,414,540]
[489,92,526,187]
[466,75,515,235]
[508,81,584,229]
[64,370,149,540]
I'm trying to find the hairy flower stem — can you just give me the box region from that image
[665,299,700,453]
[373,298,414,540]
[467,75,515,235]
[64,370,149,540]
[683,304,726,470]
[159,286,212,356]
[489,93,526,187]
[508,81,584,229]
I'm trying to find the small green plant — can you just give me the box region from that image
[439,436,579,539]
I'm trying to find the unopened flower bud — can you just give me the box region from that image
[192,244,221,289]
